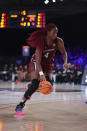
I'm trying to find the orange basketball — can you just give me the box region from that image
[38,81,53,95]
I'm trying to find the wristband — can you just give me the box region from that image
[39,71,44,76]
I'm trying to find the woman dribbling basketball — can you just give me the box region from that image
[15,24,69,112]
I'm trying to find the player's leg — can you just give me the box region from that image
[24,72,53,100]
[23,70,39,100]
[15,70,39,112]
[15,62,40,112]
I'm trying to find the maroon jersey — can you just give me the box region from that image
[29,39,58,73]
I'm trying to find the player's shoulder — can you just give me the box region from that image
[56,37,64,48]
[57,37,64,43]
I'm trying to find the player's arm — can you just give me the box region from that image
[57,37,69,69]
[35,48,46,81]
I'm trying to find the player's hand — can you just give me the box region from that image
[40,74,46,82]
[63,63,70,69]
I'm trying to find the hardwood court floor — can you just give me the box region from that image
[0,85,87,131]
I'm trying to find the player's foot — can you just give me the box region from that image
[15,102,25,112]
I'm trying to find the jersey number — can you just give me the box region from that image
[44,52,49,58]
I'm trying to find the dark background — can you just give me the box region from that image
[0,12,87,56]
[0,0,87,56]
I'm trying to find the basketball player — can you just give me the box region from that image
[15,24,69,112]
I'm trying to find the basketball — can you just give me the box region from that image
[38,81,53,95]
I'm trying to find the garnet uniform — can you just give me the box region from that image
[15,24,60,113]
[29,39,58,73]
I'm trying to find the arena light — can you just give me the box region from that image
[60,0,63,2]
[22,46,30,57]
[53,0,56,2]
[44,0,49,4]
[44,0,56,5]
[44,0,56,4]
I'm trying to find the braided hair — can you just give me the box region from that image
[27,24,57,50]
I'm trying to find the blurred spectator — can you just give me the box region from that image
[23,65,29,81]
[17,65,24,81]
[3,64,8,71]
[8,64,14,80]
[56,66,63,83]
[1,64,9,81]
[0,43,85,84]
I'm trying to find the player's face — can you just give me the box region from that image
[48,27,58,40]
